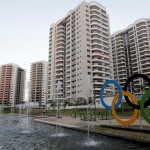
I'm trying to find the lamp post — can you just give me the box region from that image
[93,80,97,120]
[133,83,143,128]
[2,99,4,112]
[87,75,97,121]
[24,82,32,116]
[139,84,143,128]
[43,92,48,116]
[56,81,61,118]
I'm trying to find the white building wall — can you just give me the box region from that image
[112,18,150,94]
[48,1,112,103]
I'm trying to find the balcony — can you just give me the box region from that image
[56,37,64,41]
[117,52,124,57]
[90,7,100,13]
[92,51,109,58]
[118,76,127,80]
[142,70,150,75]
[117,57,125,61]
[56,67,63,72]
[91,35,102,41]
[138,43,149,48]
[93,75,110,80]
[140,56,150,62]
[56,44,64,49]
[55,72,63,77]
[137,31,147,36]
[56,62,63,67]
[92,48,109,54]
[119,72,127,76]
[56,51,64,56]
[56,55,64,61]
[57,33,65,39]
[117,64,126,68]
[116,46,124,50]
[57,25,64,30]
[141,65,150,71]
[140,53,150,58]
[56,40,64,46]
[132,65,138,69]
[136,23,146,29]
[116,39,123,44]
[138,40,149,45]
[92,58,110,64]
[55,77,63,81]
[91,20,101,26]
[90,14,101,20]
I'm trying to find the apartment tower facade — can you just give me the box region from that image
[48,1,112,102]
[30,61,48,106]
[111,18,150,94]
[0,63,26,106]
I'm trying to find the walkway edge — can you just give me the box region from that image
[34,118,150,144]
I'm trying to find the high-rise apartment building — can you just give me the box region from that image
[0,63,26,106]
[111,18,150,94]
[30,61,48,106]
[48,1,112,102]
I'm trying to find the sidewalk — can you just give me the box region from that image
[34,116,150,127]
[34,116,150,144]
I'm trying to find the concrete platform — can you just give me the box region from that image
[34,116,150,144]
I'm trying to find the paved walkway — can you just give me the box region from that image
[34,116,150,143]
[34,116,150,127]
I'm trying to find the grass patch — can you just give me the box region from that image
[1,106,150,118]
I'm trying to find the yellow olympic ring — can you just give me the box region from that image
[111,91,139,126]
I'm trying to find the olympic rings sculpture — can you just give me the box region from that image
[100,73,150,126]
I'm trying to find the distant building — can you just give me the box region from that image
[111,18,150,94]
[48,1,112,102]
[0,63,26,106]
[30,61,48,106]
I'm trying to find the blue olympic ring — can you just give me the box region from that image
[99,80,122,110]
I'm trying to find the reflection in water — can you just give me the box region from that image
[83,140,101,147]
[51,133,68,137]
[0,114,149,150]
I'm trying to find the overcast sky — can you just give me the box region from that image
[0,0,150,82]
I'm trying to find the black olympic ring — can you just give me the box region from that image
[124,73,150,109]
